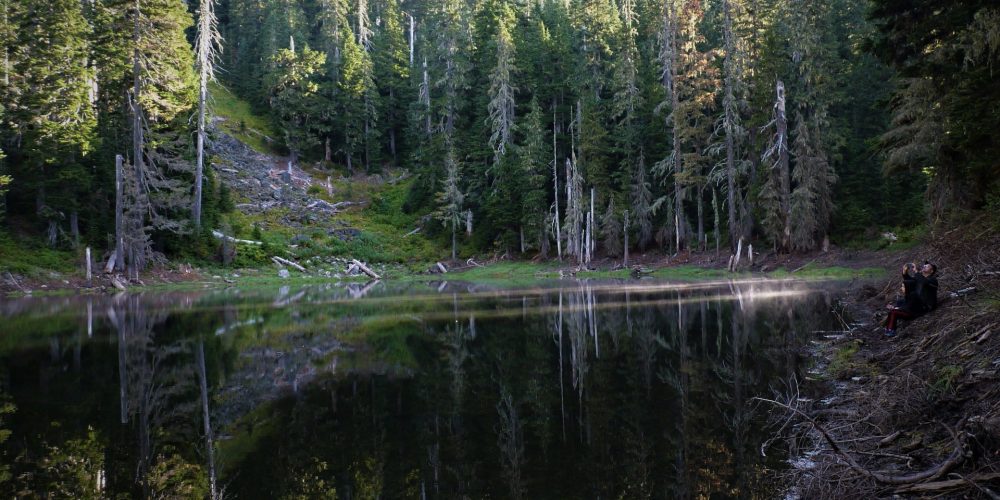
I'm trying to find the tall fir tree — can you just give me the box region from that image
[14,0,96,245]
[268,46,327,162]
[373,0,410,166]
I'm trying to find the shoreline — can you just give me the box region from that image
[1,248,887,298]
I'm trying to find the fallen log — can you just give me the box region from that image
[111,276,128,291]
[403,227,421,237]
[306,200,360,211]
[212,230,262,246]
[104,250,117,273]
[436,262,448,274]
[878,431,902,446]
[791,259,817,274]
[894,473,1000,494]
[272,256,306,272]
[351,259,381,280]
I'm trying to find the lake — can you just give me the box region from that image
[0,278,845,498]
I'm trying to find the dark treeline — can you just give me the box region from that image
[0,0,997,266]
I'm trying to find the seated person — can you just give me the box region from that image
[915,261,938,311]
[885,261,938,337]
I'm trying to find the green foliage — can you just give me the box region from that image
[870,1,1000,216]
[827,340,862,379]
[0,391,13,488]
[268,47,328,158]
[210,81,282,154]
[148,451,210,498]
[35,427,104,499]
[281,458,337,500]
[929,364,963,399]
[0,229,75,275]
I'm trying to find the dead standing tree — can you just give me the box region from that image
[761,80,791,253]
[192,0,222,229]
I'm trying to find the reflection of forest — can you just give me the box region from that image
[0,280,839,498]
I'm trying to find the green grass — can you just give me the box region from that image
[0,230,76,276]
[930,364,963,398]
[769,264,885,280]
[826,340,875,380]
[209,81,281,155]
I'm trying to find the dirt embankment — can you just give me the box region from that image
[769,217,1000,499]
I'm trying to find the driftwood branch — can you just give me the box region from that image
[755,396,967,485]
[272,256,306,272]
[349,259,381,280]
[791,259,816,274]
[212,230,262,246]
[893,473,1000,495]
[306,200,359,212]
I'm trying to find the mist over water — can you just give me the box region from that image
[0,278,844,498]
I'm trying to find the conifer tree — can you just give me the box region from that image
[760,79,791,252]
[656,0,718,253]
[15,0,96,244]
[436,140,464,260]
[789,112,837,251]
[373,0,410,165]
[268,46,326,163]
[719,0,749,249]
[119,0,197,275]
[518,98,548,252]
[339,27,377,173]
[630,152,653,249]
[600,198,622,257]
[486,2,516,172]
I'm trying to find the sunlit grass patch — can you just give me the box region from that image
[209,81,281,155]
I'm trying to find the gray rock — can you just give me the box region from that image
[278,269,290,279]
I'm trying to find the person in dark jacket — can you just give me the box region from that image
[885,261,938,337]
[914,261,938,311]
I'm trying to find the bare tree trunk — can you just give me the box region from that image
[776,80,791,253]
[46,220,57,247]
[324,137,332,162]
[115,154,125,271]
[196,340,219,500]
[696,187,704,251]
[667,3,686,253]
[407,14,414,67]
[194,77,206,228]
[130,0,145,277]
[196,0,219,233]
[712,187,720,256]
[552,101,562,260]
[70,210,80,248]
[722,0,740,251]
[623,210,629,267]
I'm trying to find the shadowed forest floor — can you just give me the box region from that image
[766,215,1000,498]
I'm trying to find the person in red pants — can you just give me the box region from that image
[885,262,938,337]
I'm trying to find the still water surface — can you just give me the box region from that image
[0,278,844,498]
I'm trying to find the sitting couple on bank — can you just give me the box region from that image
[885,261,938,338]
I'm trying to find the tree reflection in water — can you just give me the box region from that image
[0,279,842,498]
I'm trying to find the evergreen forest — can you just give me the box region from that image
[0,0,998,270]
